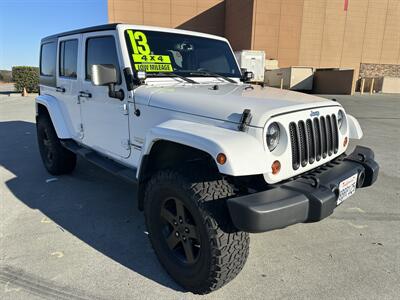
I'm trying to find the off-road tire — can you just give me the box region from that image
[144,169,249,294]
[36,114,76,175]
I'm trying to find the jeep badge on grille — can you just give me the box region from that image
[310,111,320,117]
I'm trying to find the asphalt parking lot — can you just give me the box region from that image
[1,91,399,299]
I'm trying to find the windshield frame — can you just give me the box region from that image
[123,29,241,79]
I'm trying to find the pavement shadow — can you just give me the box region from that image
[0,120,183,292]
[0,91,19,96]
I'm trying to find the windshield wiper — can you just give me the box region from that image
[189,70,237,83]
[150,72,199,84]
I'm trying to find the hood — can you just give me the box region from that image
[137,83,340,127]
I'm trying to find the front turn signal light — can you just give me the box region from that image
[272,160,281,175]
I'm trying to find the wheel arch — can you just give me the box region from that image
[137,140,219,210]
[36,95,71,139]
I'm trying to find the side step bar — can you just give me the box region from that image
[60,139,137,184]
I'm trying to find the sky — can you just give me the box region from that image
[0,0,107,70]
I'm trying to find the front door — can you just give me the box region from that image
[79,31,130,158]
[56,34,82,139]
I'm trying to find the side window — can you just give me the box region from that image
[86,36,120,82]
[40,42,56,76]
[59,39,78,78]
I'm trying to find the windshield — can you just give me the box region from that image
[124,29,241,78]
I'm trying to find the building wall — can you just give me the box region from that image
[299,0,400,69]
[108,0,225,36]
[225,0,254,50]
[252,0,304,67]
[251,0,400,71]
[108,0,400,76]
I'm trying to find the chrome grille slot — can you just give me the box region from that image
[298,121,308,167]
[289,114,339,170]
[326,115,333,156]
[320,116,327,158]
[331,114,339,153]
[306,119,315,164]
[313,118,321,161]
[289,122,300,170]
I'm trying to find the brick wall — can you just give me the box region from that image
[359,63,400,78]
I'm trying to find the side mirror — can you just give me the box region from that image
[92,64,117,86]
[91,64,124,100]
[240,68,254,83]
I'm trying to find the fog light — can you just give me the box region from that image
[343,137,348,147]
[216,153,227,165]
[272,160,281,175]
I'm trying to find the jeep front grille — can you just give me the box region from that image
[289,114,339,170]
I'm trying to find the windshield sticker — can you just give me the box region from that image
[127,30,173,73]
[135,63,173,72]
[127,30,150,54]
[132,54,171,63]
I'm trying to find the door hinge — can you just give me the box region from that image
[79,123,84,139]
[121,139,131,150]
[123,103,129,115]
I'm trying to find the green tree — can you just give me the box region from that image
[12,66,39,93]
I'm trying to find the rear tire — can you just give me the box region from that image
[36,114,76,175]
[144,169,249,294]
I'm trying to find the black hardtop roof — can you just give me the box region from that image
[41,23,120,43]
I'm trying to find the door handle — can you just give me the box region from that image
[56,86,65,93]
[78,91,92,98]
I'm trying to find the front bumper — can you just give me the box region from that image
[227,146,379,233]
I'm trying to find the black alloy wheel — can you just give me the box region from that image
[159,197,200,264]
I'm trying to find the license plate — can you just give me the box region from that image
[337,173,358,205]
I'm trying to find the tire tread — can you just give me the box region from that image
[37,114,76,175]
[144,169,249,294]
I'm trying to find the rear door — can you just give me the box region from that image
[79,31,130,158]
[56,34,83,139]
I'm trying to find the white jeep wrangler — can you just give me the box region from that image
[36,23,379,294]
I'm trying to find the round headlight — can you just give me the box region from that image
[267,122,280,152]
[338,110,345,129]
